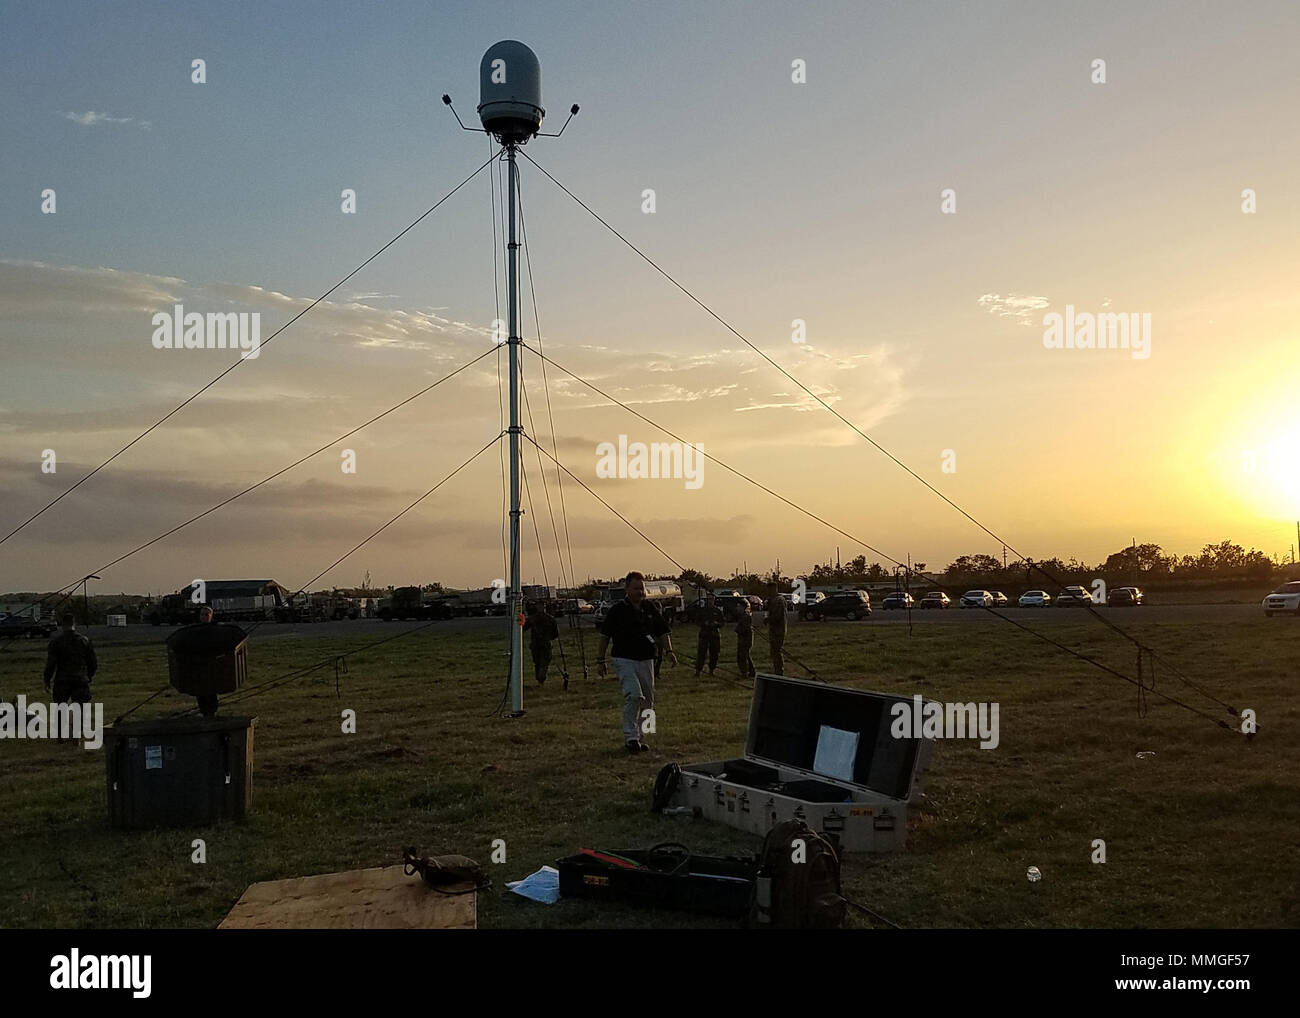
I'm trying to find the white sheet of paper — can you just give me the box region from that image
[813,724,859,781]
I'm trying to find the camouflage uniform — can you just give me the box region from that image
[736,609,756,680]
[695,603,724,676]
[764,594,787,675]
[524,609,560,685]
[43,628,97,704]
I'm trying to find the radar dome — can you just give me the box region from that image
[478,40,545,143]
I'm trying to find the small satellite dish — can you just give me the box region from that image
[478,40,545,143]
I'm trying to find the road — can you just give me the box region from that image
[42,601,1279,649]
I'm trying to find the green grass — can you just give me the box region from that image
[1,614,1297,929]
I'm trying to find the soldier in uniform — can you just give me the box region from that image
[43,612,97,706]
[694,592,723,677]
[735,600,757,680]
[762,585,787,675]
[523,601,560,685]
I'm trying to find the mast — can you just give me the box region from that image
[506,143,524,714]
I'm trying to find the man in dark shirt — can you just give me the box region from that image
[762,585,787,675]
[43,613,97,704]
[523,601,560,685]
[694,592,724,677]
[597,572,676,753]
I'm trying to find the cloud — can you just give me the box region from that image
[0,258,916,588]
[978,293,1051,326]
[61,110,151,130]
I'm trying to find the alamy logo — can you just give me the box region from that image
[890,695,999,749]
[1042,305,1150,360]
[0,697,104,749]
[50,949,151,998]
[151,304,261,359]
[595,435,704,490]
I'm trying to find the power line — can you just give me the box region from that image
[1,149,502,548]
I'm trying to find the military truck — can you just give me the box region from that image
[377,586,454,622]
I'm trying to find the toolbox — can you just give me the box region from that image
[665,674,933,852]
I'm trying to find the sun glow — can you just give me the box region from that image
[1251,423,1300,516]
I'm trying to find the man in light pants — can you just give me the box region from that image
[596,572,676,753]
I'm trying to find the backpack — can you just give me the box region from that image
[749,820,845,929]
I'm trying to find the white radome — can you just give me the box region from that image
[478,40,545,142]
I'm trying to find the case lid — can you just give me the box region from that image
[744,674,927,801]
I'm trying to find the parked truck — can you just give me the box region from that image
[0,604,55,639]
[594,580,685,623]
[377,586,454,622]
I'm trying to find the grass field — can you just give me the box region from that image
[1,613,1297,930]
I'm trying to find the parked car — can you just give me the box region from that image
[1056,585,1094,606]
[1262,581,1300,616]
[1018,590,1051,607]
[919,591,951,609]
[685,594,750,623]
[880,592,916,610]
[959,590,993,608]
[806,590,872,621]
[1108,587,1144,607]
[0,613,55,639]
[797,591,827,619]
[990,591,1009,606]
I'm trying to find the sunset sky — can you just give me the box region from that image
[2,0,1299,596]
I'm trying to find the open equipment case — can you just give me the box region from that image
[662,674,934,852]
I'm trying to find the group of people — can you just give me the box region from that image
[560,573,788,754]
[35,583,783,756]
[690,589,786,681]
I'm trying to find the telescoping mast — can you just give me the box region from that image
[444,41,578,716]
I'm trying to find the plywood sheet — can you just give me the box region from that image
[219,865,476,929]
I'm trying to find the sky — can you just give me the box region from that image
[2,0,1299,596]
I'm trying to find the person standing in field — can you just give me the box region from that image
[762,585,787,676]
[596,572,676,753]
[523,601,560,685]
[694,592,723,677]
[735,600,757,680]
[44,612,97,705]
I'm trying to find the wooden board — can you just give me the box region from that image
[219,865,476,929]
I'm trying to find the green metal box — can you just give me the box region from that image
[104,715,257,829]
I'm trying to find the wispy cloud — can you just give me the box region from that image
[978,292,1050,326]
[61,110,151,130]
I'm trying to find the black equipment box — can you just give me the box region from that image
[166,623,248,697]
[105,714,257,829]
[556,845,755,918]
